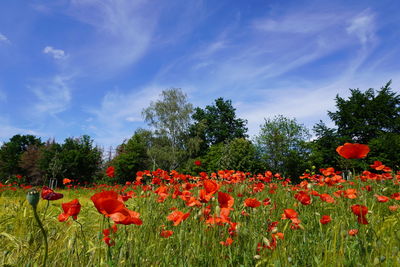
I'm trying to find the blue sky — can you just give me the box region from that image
[1,0,399,150]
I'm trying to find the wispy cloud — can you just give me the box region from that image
[65,0,157,76]
[346,9,376,46]
[0,33,11,44]
[43,46,68,60]
[30,75,72,115]
[86,85,165,147]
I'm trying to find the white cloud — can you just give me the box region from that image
[43,46,68,60]
[31,75,72,115]
[346,9,376,46]
[86,85,165,148]
[0,33,10,44]
[0,117,39,141]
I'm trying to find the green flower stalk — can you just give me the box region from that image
[27,188,48,267]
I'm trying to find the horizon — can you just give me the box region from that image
[1,0,399,150]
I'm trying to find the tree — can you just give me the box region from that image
[255,115,311,179]
[0,134,43,182]
[112,129,151,183]
[58,135,102,184]
[315,81,400,169]
[328,81,400,143]
[142,88,193,170]
[191,98,248,148]
[198,138,261,174]
[19,145,44,185]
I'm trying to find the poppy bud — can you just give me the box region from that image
[26,188,40,208]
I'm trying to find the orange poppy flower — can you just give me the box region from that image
[375,195,389,202]
[220,237,233,246]
[58,199,81,222]
[91,190,142,225]
[336,143,370,159]
[167,210,190,226]
[282,209,298,220]
[370,161,385,170]
[348,229,359,236]
[319,193,335,203]
[344,188,358,199]
[91,191,125,216]
[63,178,72,185]
[244,198,261,208]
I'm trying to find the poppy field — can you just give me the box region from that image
[1,144,400,266]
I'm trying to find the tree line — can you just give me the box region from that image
[0,81,399,185]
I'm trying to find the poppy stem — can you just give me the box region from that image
[42,200,50,220]
[75,220,88,253]
[32,205,48,267]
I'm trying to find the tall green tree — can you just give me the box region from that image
[255,115,311,179]
[58,135,102,184]
[142,88,193,170]
[328,81,400,143]
[315,81,400,169]
[191,98,248,149]
[0,134,43,182]
[112,129,151,183]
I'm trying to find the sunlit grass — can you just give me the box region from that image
[1,174,399,266]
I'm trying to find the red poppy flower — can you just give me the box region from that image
[319,193,335,203]
[375,195,389,203]
[91,191,125,216]
[336,143,370,159]
[220,237,233,246]
[390,193,400,200]
[160,230,174,238]
[106,166,115,178]
[351,205,368,224]
[370,161,385,170]
[294,191,311,205]
[320,215,331,224]
[110,209,143,225]
[218,192,234,209]
[194,160,202,166]
[58,199,81,222]
[63,178,72,185]
[244,198,261,208]
[282,209,298,220]
[41,186,64,201]
[167,210,190,226]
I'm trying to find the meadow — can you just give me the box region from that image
[0,146,400,266]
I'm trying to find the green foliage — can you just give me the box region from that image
[59,135,102,184]
[314,81,400,170]
[255,115,311,179]
[0,134,43,182]
[191,98,248,149]
[199,138,261,173]
[142,88,193,170]
[112,129,151,183]
[38,136,102,185]
[328,81,400,143]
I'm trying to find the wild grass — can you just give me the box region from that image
[0,175,399,267]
